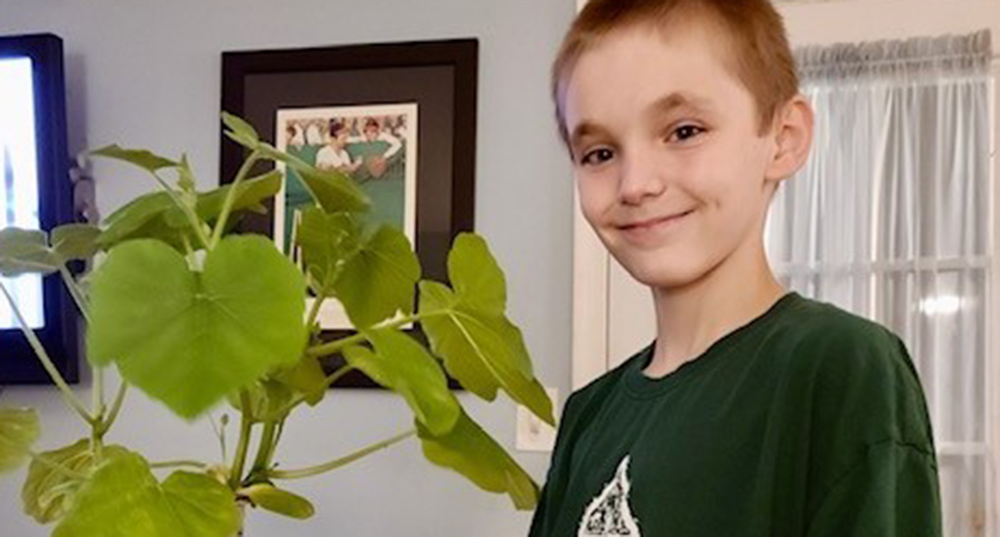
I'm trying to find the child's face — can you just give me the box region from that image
[563,23,781,289]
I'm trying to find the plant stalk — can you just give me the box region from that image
[0,280,95,425]
[229,390,255,489]
[305,312,425,359]
[268,429,416,480]
[90,366,105,459]
[305,333,367,359]
[151,171,212,250]
[305,291,327,330]
[211,151,260,249]
[249,420,278,474]
[58,265,90,324]
[99,381,128,436]
[149,460,209,470]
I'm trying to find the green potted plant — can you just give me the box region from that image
[0,113,554,536]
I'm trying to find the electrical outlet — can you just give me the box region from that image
[516,387,559,452]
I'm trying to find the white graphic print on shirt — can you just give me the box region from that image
[578,455,641,536]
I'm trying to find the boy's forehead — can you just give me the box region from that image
[563,23,745,126]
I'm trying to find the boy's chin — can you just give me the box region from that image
[613,253,710,291]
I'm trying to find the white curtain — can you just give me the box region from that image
[766,30,993,536]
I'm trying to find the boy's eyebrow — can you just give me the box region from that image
[648,92,714,116]
[568,122,612,150]
[568,93,715,148]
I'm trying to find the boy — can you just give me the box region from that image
[530,0,943,536]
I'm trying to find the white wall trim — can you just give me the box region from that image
[569,0,614,391]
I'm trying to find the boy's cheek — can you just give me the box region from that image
[576,180,617,225]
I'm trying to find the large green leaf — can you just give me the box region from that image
[0,407,40,474]
[296,167,370,214]
[0,228,60,276]
[241,483,314,519]
[417,410,539,510]
[51,224,102,262]
[22,440,128,524]
[449,233,507,315]
[296,207,360,295]
[87,235,307,418]
[91,145,179,174]
[343,328,459,436]
[419,281,554,426]
[53,451,240,537]
[418,233,553,425]
[334,225,420,328]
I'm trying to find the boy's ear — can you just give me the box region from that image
[764,95,814,182]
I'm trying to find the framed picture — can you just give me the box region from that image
[220,39,478,387]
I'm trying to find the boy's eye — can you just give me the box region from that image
[668,125,705,143]
[580,148,615,166]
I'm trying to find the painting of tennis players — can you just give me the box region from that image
[275,103,418,254]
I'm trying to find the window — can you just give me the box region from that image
[767,31,993,536]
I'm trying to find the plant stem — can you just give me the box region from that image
[305,332,367,359]
[90,365,105,459]
[149,460,209,470]
[90,423,103,460]
[305,292,327,330]
[58,265,90,324]
[249,420,277,473]
[304,312,426,359]
[229,390,255,489]
[268,429,416,481]
[211,151,260,249]
[152,171,211,250]
[181,233,195,261]
[0,281,95,425]
[99,381,128,436]
[272,419,286,462]
[93,366,105,417]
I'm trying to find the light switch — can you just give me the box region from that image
[516,387,559,452]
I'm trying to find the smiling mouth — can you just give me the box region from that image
[619,210,695,232]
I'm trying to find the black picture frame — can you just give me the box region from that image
[220,38,477,388]
[0,33,79,385]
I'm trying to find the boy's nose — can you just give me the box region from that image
[618,151,667,206]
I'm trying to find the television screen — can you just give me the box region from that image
[0,33,78,385]
[0,56,45,331]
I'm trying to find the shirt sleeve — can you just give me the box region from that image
[805,440,942,537]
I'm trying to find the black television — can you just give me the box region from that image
[0,33,78,385]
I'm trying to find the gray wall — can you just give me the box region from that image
[0,1,575,535]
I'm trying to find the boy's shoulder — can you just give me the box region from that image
[769,294,911,374]
[773,293,898,346]
[768,295,929,432]
[565,294,917,411]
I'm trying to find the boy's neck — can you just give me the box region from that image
[645,236,785,379]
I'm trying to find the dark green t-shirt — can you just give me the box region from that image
[529,292,942,537]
